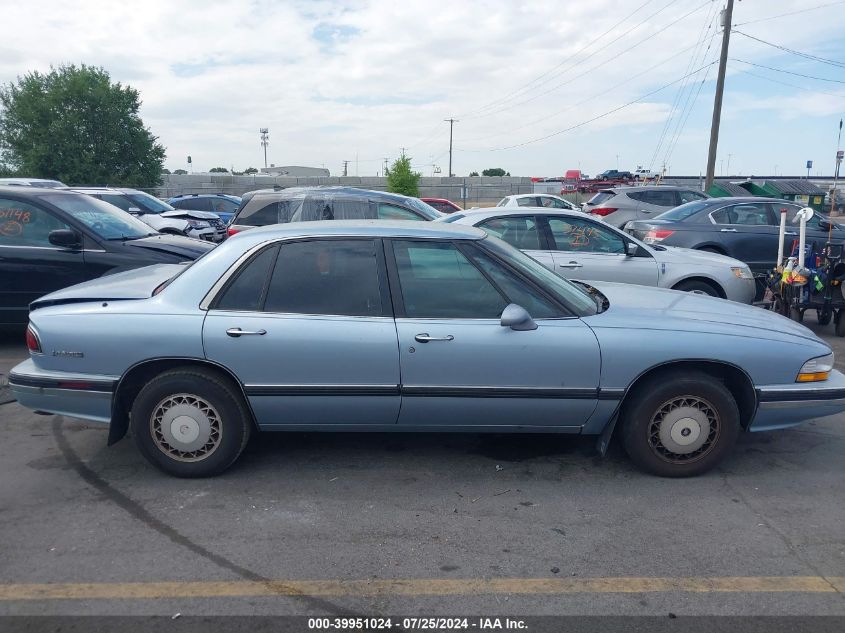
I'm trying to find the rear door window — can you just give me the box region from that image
[0,198,70,246]
[214,245,279,311]
[547,217,626,254]
[628,190,677,206]
[711,203,775,226]
[477,216,543,250]
[678,190,706,204]
[587,191,615,205]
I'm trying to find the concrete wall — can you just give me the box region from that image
[151,174,536,206]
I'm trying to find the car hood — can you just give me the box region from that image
[30,264,187,309]
[582,281,823,345]
[651,245,747,268]
[161,209,220,220]
[121,234,216,259]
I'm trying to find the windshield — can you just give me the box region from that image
[480,234,598,316]
[405,196,442,218]
[654,200,711,222]
[127,192,175,214]
[42,193,155,239]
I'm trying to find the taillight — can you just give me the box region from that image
[227,226,242,236]
[644,229,675,243]
[25,325,42,354]
[590,207,618,216]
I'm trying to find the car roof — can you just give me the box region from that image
[508,193,561,198]
[446,207,585,224]
[170,193,241,200]
[235,219,485,242]
[244,186,419,203]
[0,185,82,196]
[608,185,699,192]
[70,187,145,195]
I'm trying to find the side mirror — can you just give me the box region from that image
[500,303,538,331]
[626,241,639,257]
[127,207,142,215]
[48,229,81,248]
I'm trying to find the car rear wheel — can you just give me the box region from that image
[672,279,721,297]
[621,371,740,477]
[130,368,251,477]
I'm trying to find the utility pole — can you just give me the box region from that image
[342,160,349,177]
[831,119,843,216]
[260,128,269,168]
[383,157,389,177]
[445,118,458,177]
[399,147,407,158]
[704,0,734,191]
[727,153,732,176]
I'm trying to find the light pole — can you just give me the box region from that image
[260,128,269,168]
[705,0,735,191]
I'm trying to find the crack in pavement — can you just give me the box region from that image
[51,416,359,615]
[718,469,844,600]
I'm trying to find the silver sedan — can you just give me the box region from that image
[443,207,756,303]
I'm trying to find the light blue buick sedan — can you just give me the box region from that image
[9,221,845,478]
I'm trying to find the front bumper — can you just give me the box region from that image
[8,358,116,424]
[752,368,845,431]
[187,226,226,242]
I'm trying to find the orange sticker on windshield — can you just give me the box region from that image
[0,208,31,223]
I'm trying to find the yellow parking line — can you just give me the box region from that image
[0,576,842,600]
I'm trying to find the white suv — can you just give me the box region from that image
[73,187,225,242]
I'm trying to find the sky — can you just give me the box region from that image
[1,0,844,178]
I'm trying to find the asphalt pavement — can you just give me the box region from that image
[0,319,843,619]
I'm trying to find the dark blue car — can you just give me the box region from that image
[625,197,841,276]
[168,193,242,224]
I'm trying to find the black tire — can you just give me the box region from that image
[673,279,721,297]
[621,371,740,477]
[836,312,845,337]
[130,368,252,477]
[790,306,804,323]
[817,309,832,325]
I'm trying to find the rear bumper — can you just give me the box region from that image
[8,359,116,424]
[752,369,845,431]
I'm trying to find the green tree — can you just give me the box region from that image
[482,167,509,177]
[0,64,165,186]
[173,169,187,175]
[243,167,259,175]
[469,171,479,177]
[385,155,420,196]
[161,168,171,175]
[209,167,229,173]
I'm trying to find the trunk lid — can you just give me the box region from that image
[30,264,187,310]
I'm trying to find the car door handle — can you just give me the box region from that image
[720,228,737,232]
[558,261,583,268]
[226,328,267,337]
[414,333,454,343]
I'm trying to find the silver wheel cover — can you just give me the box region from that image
[150,393,222,462]
[648,395,720,464]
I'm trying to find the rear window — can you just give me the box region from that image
[235,199,282,226]
[653,200,712,222]
[587,191,615,205]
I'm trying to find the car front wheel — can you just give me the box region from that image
[130,368,252,477]
[621,371,740,477]
[673,279,721,297]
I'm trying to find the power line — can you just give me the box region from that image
[459,33,717,146]
[730,58,845,84]
[458,60,718,153]
[728,65,844,98]
[734,0,845,27]
[733,30,845,69]
[457,0,659,118]
[649,0,721,170]
[462,0,712,122]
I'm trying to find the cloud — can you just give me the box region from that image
[0,0,843,176]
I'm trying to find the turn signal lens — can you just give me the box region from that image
[25,325,42,354]
[732,266,754,279]
[796,353,834,382]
